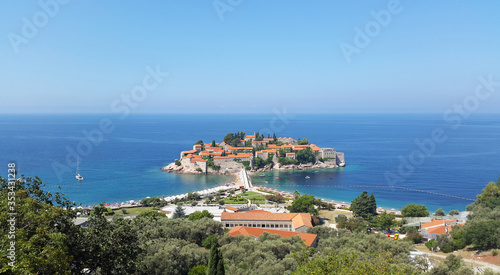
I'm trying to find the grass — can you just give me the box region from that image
[224,191,267,204]
[112,206,157,217]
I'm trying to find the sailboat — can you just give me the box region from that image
[76,156,84,181]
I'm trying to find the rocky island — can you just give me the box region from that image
[162,131,345,175]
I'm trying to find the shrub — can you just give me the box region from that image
[436,234,456,253]
[405,232,423,244]
[492,250,499,256]
[425,239,438,252]
[196,168,202,172]
[175,159,181,166]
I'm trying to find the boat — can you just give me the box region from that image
[305,176,311,179]
[339,161,345,167]
[76,156,84,181]
[259,174,265,177]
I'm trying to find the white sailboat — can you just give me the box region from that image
[76,156,84,181]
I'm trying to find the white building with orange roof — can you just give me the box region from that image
[228,226,318,247]
[221,210,313,232]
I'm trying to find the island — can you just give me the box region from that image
[162,131,345,175]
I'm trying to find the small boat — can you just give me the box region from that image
[259,174,265,177]
[314,170,319,173]
[76,156,84,181]
[305,176,311,179]
[339,162,345,167]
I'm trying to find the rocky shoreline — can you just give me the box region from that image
[161,161,341,176]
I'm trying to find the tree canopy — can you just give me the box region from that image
[350,191,377,220]
[287,194,318,215]
[401,204,429,217]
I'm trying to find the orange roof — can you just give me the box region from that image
[182,150,197,154]
[222,210,312,229]
[194,144,202,147]
[228,226,317,247]
[214,156,229,159]
[245,135,255,138]
[292,148,305,151]
[252,140,267,143]
[262,150,277,153]
[225,206,239,212]
[421,219,455,229]
[286,153,296,155]
[268,144,280,148]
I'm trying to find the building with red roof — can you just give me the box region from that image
[228,226,318,247]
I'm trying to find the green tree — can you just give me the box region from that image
[189,265,208,275]
[335,214,348,223]
[373,211,396,231]
[295,147,316,164]
[189,210,214,221]
[172,204,185,219]
[401,203,429,217]
[293,190,301,199]
[297,138,309,145]
[434,208,445,216]
[0,177,79,274]
[212,140,216,147]
[288,194,318,215]
[350,191,377,220]
[207,244,225,275]
[175,159,182,166]
[448,209,460,216]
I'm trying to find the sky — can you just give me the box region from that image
[1,0,500,114]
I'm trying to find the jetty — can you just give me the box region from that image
[237,168,253,189]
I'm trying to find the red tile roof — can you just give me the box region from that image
[228,226,317,247]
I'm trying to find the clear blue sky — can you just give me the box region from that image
[1,1,500,113]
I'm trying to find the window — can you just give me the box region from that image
[225,224,229,227]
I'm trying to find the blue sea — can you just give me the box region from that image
[1,113,499,212]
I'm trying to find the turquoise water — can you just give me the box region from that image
[1,113,499,211]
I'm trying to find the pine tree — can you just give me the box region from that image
[207,244,225,275]
[172,204,185,219]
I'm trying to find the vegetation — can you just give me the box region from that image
[434,208,445,216]
[252,155,273,169]
[401,203,429,217]
[287,194,318,215]
[350,191,377,220]
[448,209,460,215]
[172,204,186,219]
[189,210,214,221]
[207,244,225,275]
[265,194,285,203]
[175,159,182,166]
[373,211,396,231]
[297,138,309,145]
[223,132,245,147]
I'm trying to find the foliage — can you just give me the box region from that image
[293,252,416,275]
[461,177,500,250]
[405,232,423,244]
[241,160,251,170]
[175,159,182,166]
[196,167,202,172]
[207,244,225,275]
[0,177,79,274]
[188,265,208,275]
[188,210,214,221]
[297,138,309,145]
[335,214,348,223]
[141,196,167,207]
[218,199,225,205]
[400,226,418,234]
[288,194,318,215]
[172,204,186,219]
[336,217,367,232]
[350,191,377,220]
[293,190,300,199]
[278,157,298,165]
[252,155,273,169]
[373,211,396,231]
[492,250,498,256]
[425,239,438,252]
[223,132,245,147]
[434,208,445,216]
[450,227,468,249]
[219,233,306,275]
[401,203,429,217]
[82,206,141,274]
[296,147,316,164]
[448,209,460,216]
[430,254,473,275]
[265,194,285,203]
